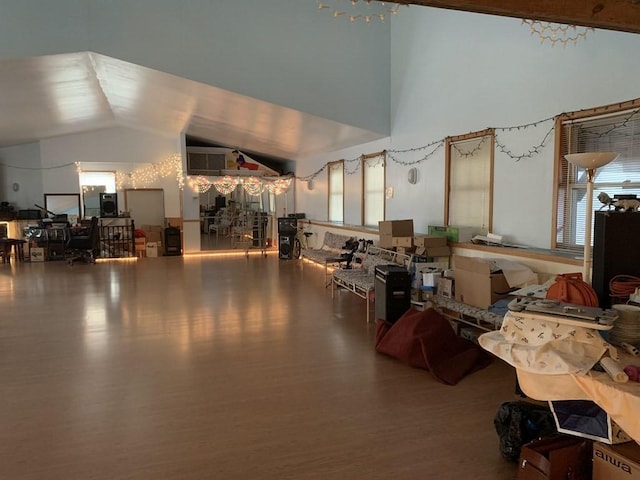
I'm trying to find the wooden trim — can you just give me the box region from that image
[444,137,452,225]
[453,241,583,267]
[362,150,385,160]
[488,133,495,232]
[558,97,640,122]
[447,128,493,143]
[360,156,365,226]
[307,219,378,236]
[382,151,387,222]
[550,115,564,249]
[392,1,640,35]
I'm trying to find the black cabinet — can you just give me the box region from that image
[164,226,182,256]
[592,211,640,307]
[374,265,411,324]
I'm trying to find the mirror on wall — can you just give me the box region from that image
[44,193,81,221]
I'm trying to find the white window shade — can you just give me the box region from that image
[363,155,385,227]
[328,162,344,223]
[448,136,492,233]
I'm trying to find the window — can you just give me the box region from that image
[362,152,385,227]
[328,161,344,223]
[445,130,494,233]
[555,102,640,250]
[79,171,116,218]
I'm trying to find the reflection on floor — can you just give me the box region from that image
[200,233,275,252]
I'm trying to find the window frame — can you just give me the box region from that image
[445,128,495,233]
[553,98,640,250]
[361,151,386,228]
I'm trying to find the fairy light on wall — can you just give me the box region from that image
[100,153,185,190]
[522,19,594,47]
[316,0,407,23]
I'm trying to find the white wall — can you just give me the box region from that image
[0,142,43,210]
[296,7,640,249]
[39,127,182,219]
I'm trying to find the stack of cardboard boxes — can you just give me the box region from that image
[140,225,164,258]
[379,220,454,301]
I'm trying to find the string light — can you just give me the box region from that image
[451,136,487,158]
[187,176,213,194]
[522,19,594,47]
[242,176,263,196]
[106,153,185,190]
[316,0,406,23]
[264,177,293,195]
[213,175,238,195]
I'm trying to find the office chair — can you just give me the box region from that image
[66,217,100,265]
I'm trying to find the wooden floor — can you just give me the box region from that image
[0,254,518,479]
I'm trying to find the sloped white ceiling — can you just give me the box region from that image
[0,52,384,161]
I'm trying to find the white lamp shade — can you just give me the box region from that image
[564,152,619,169]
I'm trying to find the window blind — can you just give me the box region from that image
[448,135,492,233]
[557,109,640,249]
[328,161,344,223]
[363,154,385,227]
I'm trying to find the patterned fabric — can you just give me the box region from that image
[479,311,614,375]
[333,268,374,290]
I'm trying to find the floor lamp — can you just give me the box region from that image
[564,152,619,285]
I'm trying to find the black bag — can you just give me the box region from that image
[494,401,557,461]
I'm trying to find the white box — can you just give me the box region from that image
[30,247,45,262]
[146,242,158,258]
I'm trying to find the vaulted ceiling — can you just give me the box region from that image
[0,52,381,162]
[0,1,636,163]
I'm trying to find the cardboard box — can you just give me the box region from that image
[436,277,454,298]
[392,236,413,248]
[424,245,451,258]
[379,234,394,249]
[396,246,415,255]
[134,237,146,252]
[379,220,413,237]
[594,441,640,479]
[427,225,448,239]
[453,255,510,308]
[413,235,447,248]
[30,247,45,262]
[144,231,162,244]
[427,225,477,243]
[146,242,159,258]
[446,225,476,243]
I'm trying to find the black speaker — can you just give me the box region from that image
[593,211,640,307]
[374,265,411,324]
[164,227,182,256]
[278,217,297,234]
[99,193,118,218]
[278,234,294,259]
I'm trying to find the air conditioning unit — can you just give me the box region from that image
[186,149,227,175]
